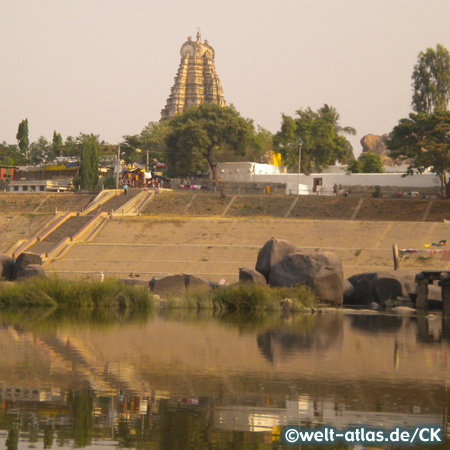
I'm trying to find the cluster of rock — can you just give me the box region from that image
[360,133,412,167]
[1,241,427,310]
[148,238,425,309]
[0,252,46,281]
[148,238,346,306]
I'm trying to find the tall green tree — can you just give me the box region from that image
[273,105,355,172]
[412,43,450,114]
[52,130,63,154]
[388,111,450,198]
[16,118,29,161]
[79,134,99,189]
[165,103,253,180]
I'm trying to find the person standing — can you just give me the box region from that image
[123,182,128,195]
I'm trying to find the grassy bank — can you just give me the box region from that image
[165,283,316,311]
[0,276,153,309]
[0,277,316,311]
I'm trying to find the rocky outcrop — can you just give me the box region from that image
[0,252,46,282]
[239,267,267,285]
[17,264,47,280]
[360,133,411,167]
[268,250,344,305]
[345,271,416,306]
[12,252,43,280]
[255,238,297,282]
[149,273,210,296]
[0,255,15,280]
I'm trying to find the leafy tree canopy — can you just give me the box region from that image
[412,43,450,114]
[0,142,25,166]
[388,111,450,198]
[29,136,55,165]
[347,151,384,173]
[122,121,169,167]
[165,103,253,180]
[273,104,355,173]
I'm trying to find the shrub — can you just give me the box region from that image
[102,175,117,190]
[211,283,315,311]
[0,276,153,309]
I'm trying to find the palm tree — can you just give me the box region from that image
[318,104,356,161]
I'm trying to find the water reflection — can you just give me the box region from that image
[0,309,449,449]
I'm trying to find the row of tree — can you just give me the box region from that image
[1,43,450,193]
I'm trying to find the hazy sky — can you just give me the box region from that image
[1,0,449,156]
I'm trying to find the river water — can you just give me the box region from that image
[0,308,449,449]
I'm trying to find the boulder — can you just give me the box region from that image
[255,238,297,281]
[0,254,15,281]
[184,274,210,289]
[269,250,344,305]
[239,267,267,285]
[12,252,43,280]
[149,273,210,296]
[17,264,46,280]
[149,273,186,295]
[346,271,416,306]
[360,133,412,167]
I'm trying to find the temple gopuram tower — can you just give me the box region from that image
[160,31,226,121]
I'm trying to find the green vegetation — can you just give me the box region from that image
[347,151,384,173]
[165,103,254,180]
[166,283,316,311]
[0,276,153,309]
[388,111,450,198]
[80,134,100,189]
[16,118,29,161]
[273,104,356,173]
[0,275,315,312]
[412,43,450,114]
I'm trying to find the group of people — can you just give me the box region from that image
[122,177,161,195]
[333,183,349,197]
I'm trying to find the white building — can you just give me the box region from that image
[214,162,440,196]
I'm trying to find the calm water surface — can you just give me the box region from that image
[0,308,449,449]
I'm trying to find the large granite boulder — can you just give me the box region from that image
[150,273,186,295]
[269,250,344,305]
[239,267,267,285]
[12,252,43,280]
[0,254,15,280]
[149,273,210,296]
[185,274,210,289]
[345,271,416,306]
[360,133,411,167]
[17,264,46,280]
[255,238,297,281]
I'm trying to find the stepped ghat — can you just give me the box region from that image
[160,31,226,120]
[7,188,154,261]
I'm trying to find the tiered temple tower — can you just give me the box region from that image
[160,31,226,121]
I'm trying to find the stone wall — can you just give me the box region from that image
[343,184,440,198]
[173,180,441,198]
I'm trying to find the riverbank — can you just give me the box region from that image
[2,192,450,283]
[0,276,316,311]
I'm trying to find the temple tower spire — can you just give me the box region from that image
[160,32,226,121]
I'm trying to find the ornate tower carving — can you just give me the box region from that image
[160,31,226,121]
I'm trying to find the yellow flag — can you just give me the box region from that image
[272,152,282,166]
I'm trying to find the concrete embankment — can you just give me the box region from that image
[2,192,450,282]
[44,216,450,283]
